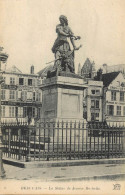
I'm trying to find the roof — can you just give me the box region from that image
[102,64,125,74]
[95,72,120,87]
[37,65,53,78]
[6,65,22,73]
[5,65,39,77]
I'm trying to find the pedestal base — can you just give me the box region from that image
[38,75,88,153]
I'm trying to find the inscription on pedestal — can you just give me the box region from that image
[62,93,79,117]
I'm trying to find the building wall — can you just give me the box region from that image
[104,73,125,122]
[83,80,103,122]
[1,71,42,125]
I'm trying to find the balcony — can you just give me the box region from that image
[1,117,28,127]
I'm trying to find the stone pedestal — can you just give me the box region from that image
[38,75,88,152]
[40,75,87,122]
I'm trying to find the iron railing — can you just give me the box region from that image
[2,121,125,161]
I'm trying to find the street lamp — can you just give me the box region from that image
[0,47,8,178]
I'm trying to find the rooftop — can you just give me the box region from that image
[95,71,120,87]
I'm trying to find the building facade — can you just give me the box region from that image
[83,80,103,122]
[1,66,42,126]
[95,71,125,125]
[81,58,96,79]
[102,72,125,124]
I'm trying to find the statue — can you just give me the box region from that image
[48,15,82,76]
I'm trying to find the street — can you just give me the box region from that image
[3,163,125,181]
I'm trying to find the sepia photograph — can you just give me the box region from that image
[0,0,125,194]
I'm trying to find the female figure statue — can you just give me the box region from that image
[52,15,81,73]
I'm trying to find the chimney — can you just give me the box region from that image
[30,65,34,74]
[97,68,103,81]
[103,64,107,73]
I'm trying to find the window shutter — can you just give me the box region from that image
[18,91,22,99]
[24,78,27,86]
[21,91,24,101]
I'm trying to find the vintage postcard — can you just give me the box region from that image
[0,0,125,194]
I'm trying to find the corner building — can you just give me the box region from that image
[95,71,125,125]
[1,66,42,126]
[102,72,125,124]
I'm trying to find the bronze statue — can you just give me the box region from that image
[51,15,82,74]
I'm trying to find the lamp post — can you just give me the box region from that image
[0,47,8,178]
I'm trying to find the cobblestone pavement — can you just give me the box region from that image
[3,163,125,181]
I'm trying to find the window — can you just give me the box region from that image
[117,106,121,116]
[27,107,32,119]
[36,92,39,101]
[83,111,87,119]
[91,90,95,95]
[96,90,100,95]
[10,77,15,85]
[91,90,100,95]
[96,113,99,118]
[1,106,5,117]
[121,82,125,87]
[9,90,15,100]
[91,113,99,121]
[91,100,99,108]
[111,91,116,101]
[28,79,32,86]
[23,107,27,117]
[27,92,32,100]
[91,113,95,121]
[37,108,41,118]
[21,91,27,101]
[1,90,5,100]
[120,92,124,101]
[18,107,23,117]
[16,107,24,117]
[32,108,35,117]
[107,105,114,116]
[123,107,125,116]
[33,92,35,101]
[91,100,95,108]
[9,107,15,117]
[15,107,18,117]
[19,78,24,85]
[96,100,99,108]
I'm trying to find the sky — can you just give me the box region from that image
[0,0,125,74]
